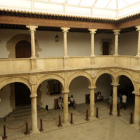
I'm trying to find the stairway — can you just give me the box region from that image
[5,105,47,121]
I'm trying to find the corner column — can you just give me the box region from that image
[30,85,39,133]
[62,90,69,125]
[133,92,140,129]
[113,29,120,56]
[89,87,96,120]
[26,25,38,58]
[112,83,119,115]
[136,26,140,56]
[88,29,97,57]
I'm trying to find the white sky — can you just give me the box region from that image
[0,0,140,19]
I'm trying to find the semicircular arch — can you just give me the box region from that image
[37,74,65,92]
[116,71,135,90]
[0,77,31,90]
[68,71,92,88]
[94,70,115,86]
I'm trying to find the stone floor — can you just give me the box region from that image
[0,101,139,140]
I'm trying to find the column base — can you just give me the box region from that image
[114,54,119,56]
[89,116,96,121]
[112,111,117,116]
[62,122,71,127]
[136,54,140,57]
[30,129,40,135]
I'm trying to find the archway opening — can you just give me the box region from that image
[15,40,31,58]
[69,76,90,112]
[37,79,63,110]
[15,83,31,106]
[95,74,113,111]
[118,75,134,111]
[0,82,31,119]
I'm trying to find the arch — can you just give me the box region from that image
[68,71,92,87]
[6,34,41,58]
[0,77,31,91]
[116,71,136,91]
[94,70,115,86]
[37,74,65,92]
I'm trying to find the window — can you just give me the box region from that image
[48,80,61,95]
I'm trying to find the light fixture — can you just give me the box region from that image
[55,35,59,42]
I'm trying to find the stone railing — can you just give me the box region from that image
[0,56,140,75]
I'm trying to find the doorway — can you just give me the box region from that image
[103,42,109,55]
[15,83,31,106]
[15,40,31,58]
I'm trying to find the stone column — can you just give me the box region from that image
[26,25,38,58]
[88,29,97,57]
[89,87,96,120]
[62,91,69,125]
[61,27,70,58]
[112,83,119,115]
[30,85,39,133]
[136,26,140,56]
[133,92,140,129]
[113,29,121,56]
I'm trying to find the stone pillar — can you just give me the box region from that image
[26,25,38,58]
[133,92,140,129]
[136,26,140,56]
[30,84,39,133]
[88,29,97,57]
[62,91,69,125]
[61,27,70,58]
[113,29,121,56]
[89,87,96,120]
[112,83,119,115]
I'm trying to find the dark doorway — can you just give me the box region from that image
[103,42,109,55]
[15,83,31,106]
[15,40,31,58]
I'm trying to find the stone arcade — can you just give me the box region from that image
[0,0,140,139]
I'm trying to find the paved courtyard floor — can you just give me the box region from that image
[0,101,139,140]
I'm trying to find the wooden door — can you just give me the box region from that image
[15,40,31,58]
[103,42,109,55]
[15,83,31,106]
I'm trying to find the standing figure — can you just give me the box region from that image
[58,96,63,110]
[70,95,76,109]
[121,94,127,110]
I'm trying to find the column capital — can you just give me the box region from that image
[26,25,38,31]
[61,27,70,32]
[30,93,37,98]
[111,83,119,87]
[136,25,140,31]
[62,89,69,94]
[113,29,121,35]
[133,91,140,96]
[88,86,96,90]
[88,29,97,34]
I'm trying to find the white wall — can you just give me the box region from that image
[0,29,138,58]
[119,31,137,55]
[0,85,12,118]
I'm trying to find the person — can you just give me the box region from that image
[58,96,63,110]
[108,94,112,106]
[121,94,127,110]
[70,95,76,109]
[97,92,103,102]
[117,96,120,109]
